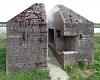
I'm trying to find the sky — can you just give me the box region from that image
[0,0,100,33]
[0,0,100,23]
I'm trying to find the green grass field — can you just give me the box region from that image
[0,33,51,80]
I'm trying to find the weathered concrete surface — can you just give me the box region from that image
[63,51,78,66]
[48,5,94,66]
[6,3,94,73]
[6,3,47,73]
[47,47,69,80]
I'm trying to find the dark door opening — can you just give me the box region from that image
[48,29,54,42]
[65,36,77,51]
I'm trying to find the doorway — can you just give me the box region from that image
[48,29,54,43]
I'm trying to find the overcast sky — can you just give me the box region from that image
[0,0,100,23]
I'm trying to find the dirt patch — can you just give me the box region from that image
[83,69,95,77]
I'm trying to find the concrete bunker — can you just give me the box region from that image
[48,5,94,66]
[6,3,48,73]
[6,3,94,73]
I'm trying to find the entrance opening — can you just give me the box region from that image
[55,30,77,51]
[48,29,54,43]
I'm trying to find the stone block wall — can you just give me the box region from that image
[6,3,47,73]
[77,23,94,63]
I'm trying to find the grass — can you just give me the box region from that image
[0,33,6,71]
[64,33,100,80]
[0,33,51,80]
[0,70,50,80]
